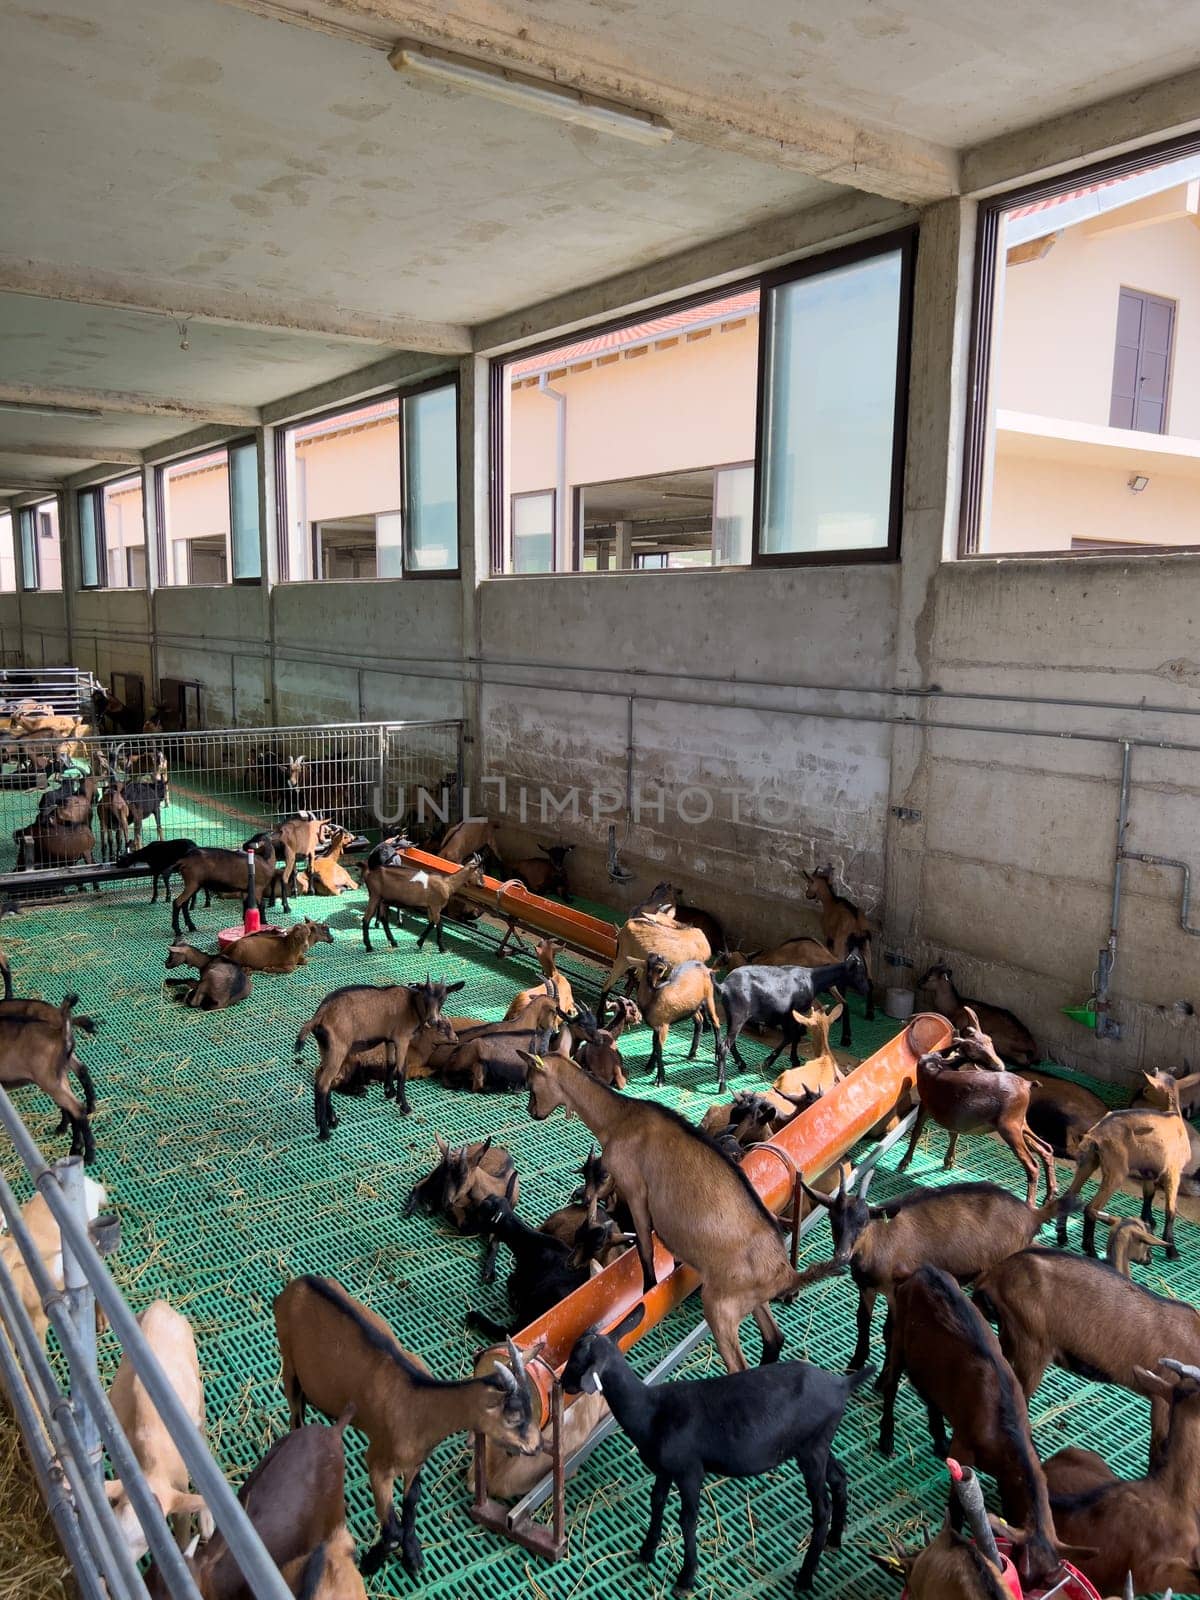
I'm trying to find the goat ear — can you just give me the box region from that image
[517,1050,544,1072]
[826,1002,844,1025]
[434,1133,450,1157]
[1132,1365,1176,1400]
[790,1006,817,1027]
[444,980,466,994]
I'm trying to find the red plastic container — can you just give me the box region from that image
[901,1537,1101,1599]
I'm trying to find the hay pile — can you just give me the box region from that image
[0,1406,74,1600]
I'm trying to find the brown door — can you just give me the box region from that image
[1110,287,1174,434]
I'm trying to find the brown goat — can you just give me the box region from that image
[296,978,463,1136]
[1015,1069,1107,1159]
[98,781,130,860]
[1103,1214,1170,1277]
[305,830,360,896]
[600,912,712,1010]
[14,816,95,869]
[0,994,97,1162]
[719,935,837,972]
[877,1523,1013,1599]
[1056,1070,1192,1257]
[571,996,637,1089]
[633,881,726,958]
[403,1135,519,1232]
[524,1050,818,1372]
[633,952,723,1086]
[803,866,875,1020]
[920,964,1039,1067]
[504,937,574,1019]
[1041,1358,1200,1594]
[435,990,561,1094]
[771,1002,847,1099]
[274,1276,539,1577]
[164,944,252,1010]
[805,1172,1054,1370]
[220,919,333,974]
[974,1239,1200,1469]
[362,859,483,954]
[879,1265,1088,1587]
[899,1016,1056,1206]
[436,818,497,863]
[279,1527,366,1600]
[171,845,288,938]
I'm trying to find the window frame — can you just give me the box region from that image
[509,488,558,574]
[76,472,149,591]
[750,226,917,571]
[17,506,40,591]
[272,373,461,584]
[959,129,1200,561]
[154,437,259,588]
[17,496,64,591]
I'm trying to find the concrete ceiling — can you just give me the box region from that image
[3,0,1200,491]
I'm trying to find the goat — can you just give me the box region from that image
[599,912,712,1012]
[633,880,726,957]
[563,1303,867,1593]
[879,1265,1088,1587]
[771,1001,848,1099]
[570,997,636,1089]
[803,866,876,1020]
[973,1239,1200,1469]
[220,919,333,974]
[280,1527,366,1600]
[504,937,574,1019]
[509,842,573,900]
[0,1175,106,1348]
[876,1522,1013,1598]
[700,1089,786,1146]
[1055,1070,1192,1257]
[171,845,288,938]
[434,990,561,1094]
[804,1172,1054,1371]
[466,1192,622,1333]
[116,838,199,904]
[404,1135,519,1279]
[718,934,836,972]
[470,1375,608,1504]
[716,945,871,1072]
[634,953,724,1086]
[304,830,365,896]
[0,994,98,1162]
[437,817,498,864]
[1139,1062,1200,1119]
[98,780,130,860]
[1037,1357,1200,1594]
[164,945,252,1010]
[920,963,1039,1067]
[274,1275,540,1576]
[245,815,335,897]
[538,1150,624,1251]
[297,978,462,1136]
[0,993,100,1119]
[144,1409,356,1600]
[105,1300,213,1560]
[248,749,305,809]
[124,776,168,845]
[40,772,98,824]
[362,859,484,953]
[14,815,95,869]
[898,1016,1056,1206]
[523,1049,821,1372]
[1104,1214,1169,1277]
[1015,1069,1107,1158]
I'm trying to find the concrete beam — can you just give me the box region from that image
[963,66,1200,198]
[474,190,912,354]
[260,349,455,425]
[0,256,471,356]
[0,474,59,494]
[217,0,958,203]
[0,383,260,429]
[0,440,143,467]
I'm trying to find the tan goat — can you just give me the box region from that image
[0,1175,106,1348]
[220,918,334,973]
[599,911,711,1014]
[504,937,575,1019]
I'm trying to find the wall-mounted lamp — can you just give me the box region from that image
[1128,473,1150,493]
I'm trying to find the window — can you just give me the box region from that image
[278,379,458,581]
[16,499,61,591]
[963,142,1200,556]
[492,233,915,574]
[756,238,913,562]
[78,475,146,589]
[157,440,259,586]
[0,514,15,593]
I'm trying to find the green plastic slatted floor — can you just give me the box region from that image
[0,876,1194,1598]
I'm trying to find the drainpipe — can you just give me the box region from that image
[1094,739,1132,1040]
[538,374,568,570]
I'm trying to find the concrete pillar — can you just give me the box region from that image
[257,424,279,725]
[615,519,633,570]
[458,354,489,812]
[58,487,77,671]
[141,461,161,703]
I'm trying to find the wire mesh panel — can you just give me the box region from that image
[0,719,463,899]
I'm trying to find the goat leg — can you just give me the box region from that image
[1161,1170,1182,1260]
[673,1471,702,1595]
[74,1062,97,1115]
[824,1453,848,1551]
[897,1106,927,1172]
[639,1474,670,1565]
[795,1451,833,1591]
[363,1452,404,1575]
[943,1131,960,1171]
[849,1288,877,1373]
[686,1011,702,1061]
[398,1469,424,1577]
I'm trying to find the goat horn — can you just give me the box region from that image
[1123,1576,1134,1600]
[857,1167,875,1200]
[490,1360,519,1395]
[505,1336,528,1390]
[1160,1358,1200,1383]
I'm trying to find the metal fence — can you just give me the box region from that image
[0,719,464,895]
[0,1089,294,1600]
[0,666,104,719]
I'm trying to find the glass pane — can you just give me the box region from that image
[760,249,903,555]
[0,514,15,593]
[229,440,261,580]
[404,384,458,571]
[79,490,100,588]
[21,499,60,590]
[713,464,754,565]
[281,398,400,581]
[101,475,144,590]
[17,510,36,590]
[512,492,554,573]
[160,451,230,586]
[501,287,760,573]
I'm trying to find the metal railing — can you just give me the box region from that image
[0,717,464,895]
[0,666,104,719]
[0,1086,293,1599]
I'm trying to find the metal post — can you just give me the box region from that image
[1095,739,1132,1040]
[54,1154,103,1485]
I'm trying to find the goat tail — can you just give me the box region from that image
[465,1310,510,1339]
[846,1364,877,1395]
[776,1258,845,1302]
[294,1019,316,1057]
[60,992,81,1015]
[72,1013,102,1036]
[333,1403,357,1434]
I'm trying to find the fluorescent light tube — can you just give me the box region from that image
[389,41,673,147]
[0,400,104,421]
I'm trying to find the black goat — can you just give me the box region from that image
[563,1305,868,1593]
[466,1193,617,1335]
[115,838,199,904]
[717,943,870,1062]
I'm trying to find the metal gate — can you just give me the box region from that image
[0,719,464,896]
[0,666,104,719]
